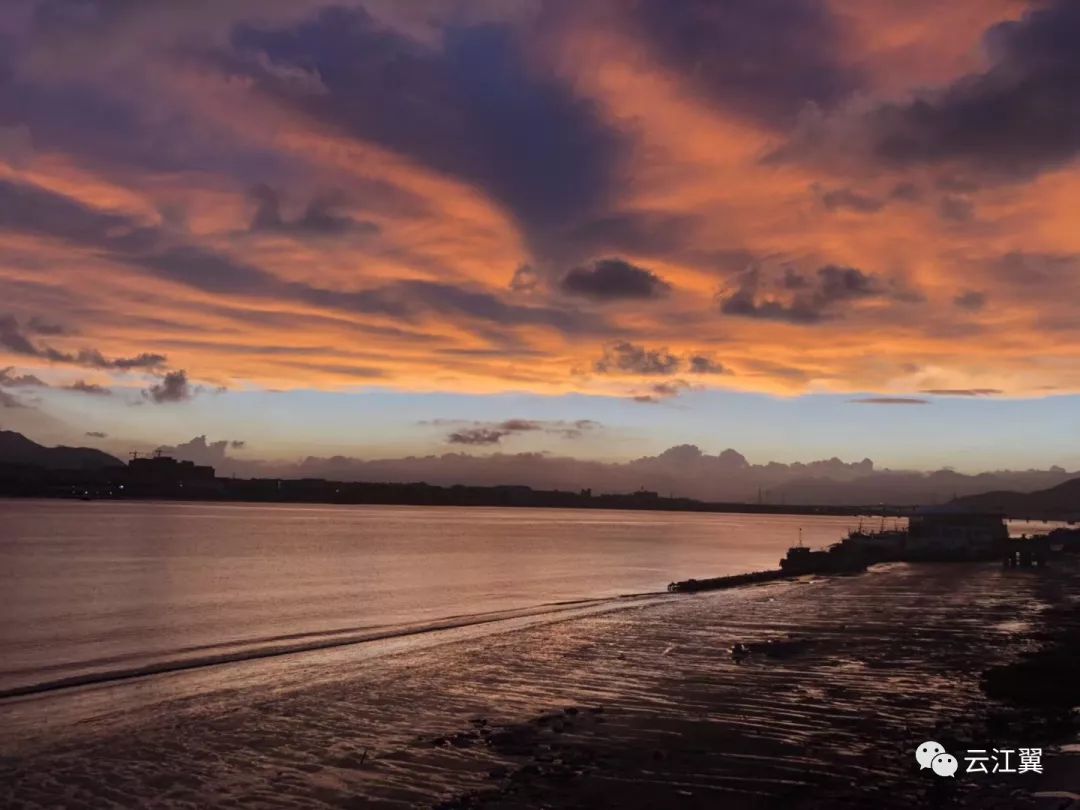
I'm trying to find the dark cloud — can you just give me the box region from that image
[817,265,882,299]
[0,177,328,307]
[109,352,168,370]
[141,245,280,297]
[553,419,601,439]
[447,427,508,446]
[939,195,975,223]
[70,348,167,371]
[849,397,930,405]
[0,179,607,338]
[595,341,680,375]
[819,187,884,214]
[64,380,111,396]
[920,388,1003,397]
[687,355,728,375]
[498,419,543,433]
[0,314,39,355]
[0,390,26,408]
[720,270,822,324]
[143,369,192,403]
[889,182,922,202]
[720,265,899,324]
[0,366,47,387]
[0,177,157,254]
[437,418,600,445]
[230,440,246,450]
[27,316,65,335]
[633,379,691,403]
[954,290,987,311]
[0,3,293,190]
[990,252,1080,288]
[560,258,672,301]
[248,185,379,237]
[653,380,688,398]
[509,264,539,294]
[870,0,1080,179]
[0,312,166,370]
[228,8,625,241]
[627,0,861,126]
[389,280,602,333]
[250,183,286,231]
[85,431,108,438]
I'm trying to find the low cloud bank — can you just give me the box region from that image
[159,440,1075,506]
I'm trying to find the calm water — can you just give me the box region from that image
[0,500,871,697]
[1,500,1047,699]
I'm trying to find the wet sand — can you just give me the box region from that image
[2,561,1078,808]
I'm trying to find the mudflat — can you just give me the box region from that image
[2,561,1077,808]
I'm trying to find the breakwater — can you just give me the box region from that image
[667,568,792,593]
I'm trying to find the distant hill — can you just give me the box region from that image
[0,430,123,470]
[949,477,1080,519]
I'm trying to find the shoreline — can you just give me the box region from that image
[431,560,1080,809]
[0,493,935,520]
[0,593,669,702]
[3,561,1077,807]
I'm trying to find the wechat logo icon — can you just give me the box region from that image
[916,741,958,777]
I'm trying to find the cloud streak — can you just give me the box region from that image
[437,418,601,445]
[849,398,930,405]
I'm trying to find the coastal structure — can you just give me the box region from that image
[668,510,1060,593]
[905,510,1009,559]
[840,510,1011,562]
[128,453,215,484]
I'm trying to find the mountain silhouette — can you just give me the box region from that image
[949,477,1080,518]
[0,430,123,470]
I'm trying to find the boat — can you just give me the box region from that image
[779,543,868,575]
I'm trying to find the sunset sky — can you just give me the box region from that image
[1,0,1078,473]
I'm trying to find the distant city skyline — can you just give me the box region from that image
[2,1,1079,473]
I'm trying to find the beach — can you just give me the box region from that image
[3,556,1077,808]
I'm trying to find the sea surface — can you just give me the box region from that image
[0,500,866,697]
[1,499,1075,807]
[0,500,1058,702]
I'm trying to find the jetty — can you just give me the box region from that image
[668,543,867,593]
[668,569,792,593]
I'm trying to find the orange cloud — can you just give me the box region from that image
[2,0,1079,406]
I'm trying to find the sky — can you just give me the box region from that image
[1,0,1079,482]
